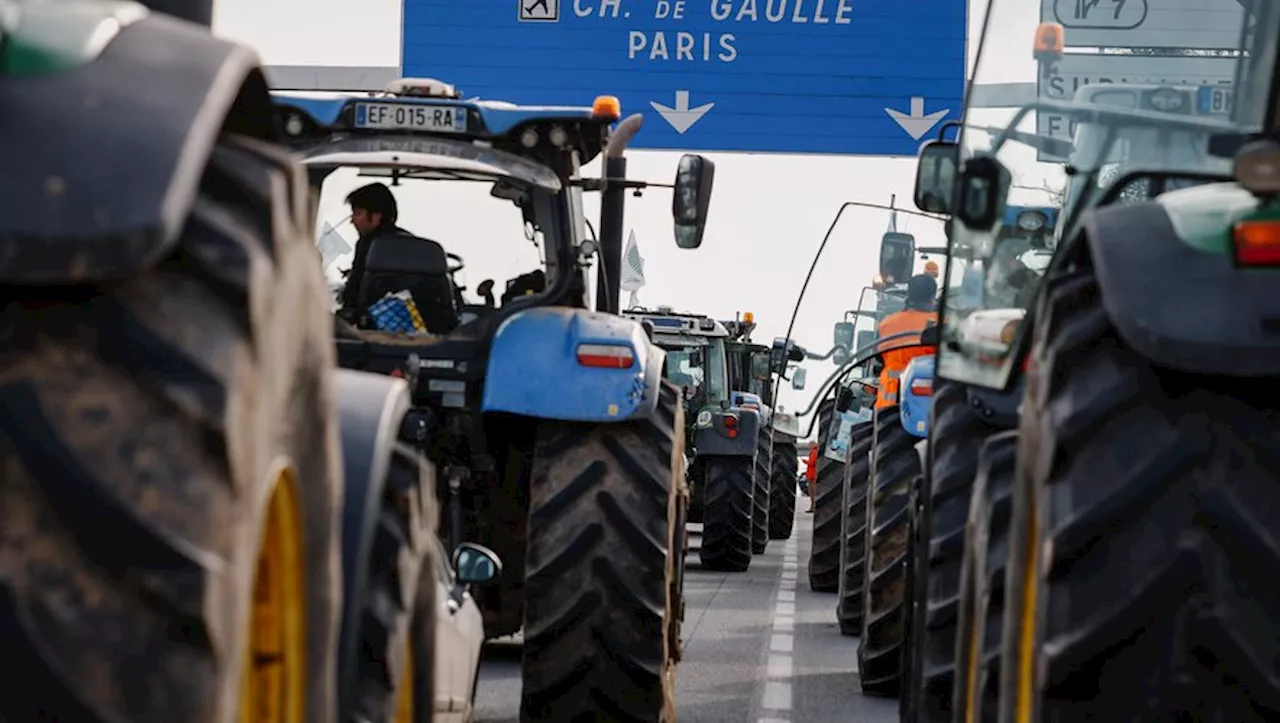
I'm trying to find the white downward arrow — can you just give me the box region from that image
[650,90,714,134]
[885,97,949,141]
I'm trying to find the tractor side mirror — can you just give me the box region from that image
[833,321,854,350]
[673,154,715,249]
[913,139,958,214]
[453,542,503,584]
[879,232,916,286]
[955,154,1012,232]
[791,368,807,390]
[855,330,876,355]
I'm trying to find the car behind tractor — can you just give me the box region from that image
[273,78,714,722]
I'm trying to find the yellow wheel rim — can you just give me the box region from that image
[395,635,415,723]
[240,469,306,723]
[963,599,981,723]
[1014,504,1039,723]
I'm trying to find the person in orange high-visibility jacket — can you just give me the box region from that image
[875,274,939,409]
[805,444,819,512]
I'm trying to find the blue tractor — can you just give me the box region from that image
[271,78,714,722]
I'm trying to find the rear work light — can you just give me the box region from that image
[576,343,635,368]
[1233,220,1280,266]
[910,377,934,396]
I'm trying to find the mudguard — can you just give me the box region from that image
[692,407,760,458]
[1086,194,1280,376]
[482,307,664,422]
[331,370,411,711]
[900,355,935,439]
[0,8,272,283]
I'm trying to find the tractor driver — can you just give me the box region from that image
[874,274,938,410]
[339,183,456,314]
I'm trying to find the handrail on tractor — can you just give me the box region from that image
[793,328,935,439]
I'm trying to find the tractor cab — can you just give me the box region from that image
[624,307,730,408]
[273,78,714,375]
[913,6,1275,389]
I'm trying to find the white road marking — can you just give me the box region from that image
[758,718,791,723]
[775,601,795,616]
[770,634,794,652]
[767,654,793,678]
[777,589,795,601]
[763,681,793,710]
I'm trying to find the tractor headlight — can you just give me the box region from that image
[696,410,713,427]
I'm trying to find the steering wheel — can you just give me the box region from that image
[446,252,465,275]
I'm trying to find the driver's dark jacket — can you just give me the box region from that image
[340,224,417,311]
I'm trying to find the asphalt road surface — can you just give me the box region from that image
[473,502,900,723]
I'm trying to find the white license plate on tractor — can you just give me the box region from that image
[354,102,468,133]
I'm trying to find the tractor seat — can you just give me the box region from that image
[357,232,460,334]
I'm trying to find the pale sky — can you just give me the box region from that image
[210,0,1048,430]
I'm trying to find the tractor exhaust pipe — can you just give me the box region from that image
[136,0,213,26]
[596,113,643,314]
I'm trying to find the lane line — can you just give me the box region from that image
[763,681,792,710]
[757,504,806,719]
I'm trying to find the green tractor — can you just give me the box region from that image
[904,4,1280,723]
[720,312,808,547]
[624,308,762,571]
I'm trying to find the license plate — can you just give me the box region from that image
[353,102,468,133]
[1197,86,1234,115]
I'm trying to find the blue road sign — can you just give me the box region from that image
[401,0,967,156]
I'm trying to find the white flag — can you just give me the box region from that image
[620,230,646,292]
[317,222,353,271]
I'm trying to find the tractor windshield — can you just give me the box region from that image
[939,0,1279,389]
[297,133,582,335]
[662,338,729,406]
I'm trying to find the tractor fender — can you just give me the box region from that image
[0,10,272,283]
[481,307,663,422]
[332,370,412,680]
[1086,199,1280,376]
[692,407,760,457]
[900,355,934,439]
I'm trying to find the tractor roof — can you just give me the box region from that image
[624,308,730,339]
[269,77,620,166]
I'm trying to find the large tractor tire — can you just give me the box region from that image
[900,471,928,723]
[808,401,842,592]
[952,432,1016,723]
[333,370,440,723]
[809,452,846,592]
[751,428,771,554]
[768,433,799,540]
[906,380,1001,723]
[698,455,755,572]
[522,381,685,722]
[858,405,921,697]
[1001,262,1280,722]
[836,420,875,634]
[0,136,345,723]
